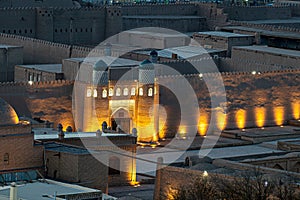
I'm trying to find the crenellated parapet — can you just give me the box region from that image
[0,80,74,88]
[156,68,300,80]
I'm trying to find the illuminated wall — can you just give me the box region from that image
[292,102,300,120]
[235,109,246,129]
[198,110,209,136]
[157,70,300,136]
[255,107,266,127]
[0,69,299,138]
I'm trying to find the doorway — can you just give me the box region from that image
[111,108,131,133]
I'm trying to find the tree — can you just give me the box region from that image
[171,168,300,200]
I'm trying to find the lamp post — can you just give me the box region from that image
[263,180,268,200]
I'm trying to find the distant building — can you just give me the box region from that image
[193,31,255,56]
[15,64,63,82]
[231,45,300,71]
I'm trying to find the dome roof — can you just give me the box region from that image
[139,59,154,70]
[0,98,19,126]
[93,60,108,71]
[150,50,158,56]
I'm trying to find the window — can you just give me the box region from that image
[86,88,92,97]
[131,88,136,96]
[102,89,107,98]
[33,74,37,82]
[93,89,98,98]
[123,88,129,96]
[3,153,9,165]
[116,88,121,96]
[108,157,120,175]
[148,88,153,97]
[109,88,113,96]
[139,88,143,96]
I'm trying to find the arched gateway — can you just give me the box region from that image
[110,108,132,133]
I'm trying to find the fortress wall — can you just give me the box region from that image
[122,17,207,33]
[230,47,300,71]
[291,4,300,17]
[223,6,291,21]
[158,69,300,137]
[105,6,123,38]
[0,33,71,64]
[121,3,198,16]
[0,80,75,131]
[52,8,106,45]
[0,70,298,138]
[0,0,76,8]
[71,46,94,58]
[219,58,280,72]
[120,3,227,31]
[0,7,106,46]
[0,8,36,38]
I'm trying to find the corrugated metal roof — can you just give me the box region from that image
[134,46,224,59]
[234,45,300,57]
[0,180,101,200]
[196,31,253,38]
[17,64,62,73]
[66,56,139,68]
[44,143,90,155]
[223,26,300,40]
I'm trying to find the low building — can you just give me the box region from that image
[231,45,300,71]
[43,142,109,192]
[0,179,105,200]
[193,31,254,56]
[14,64,63,82]
[221,25,300,51]
[0,98,43,178]
[118,30,191,49]
[34,126,138,191]
[129,46,227,61]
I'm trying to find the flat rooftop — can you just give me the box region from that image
[0,44,21,48]
[123,30,188,38]
[241,17,300,25]
[0,179,101,200]
[222,26,300,40]
[16,64,62,73]
[34,128,131,140]
[134,46,225,59]
[44,142,90,155]
[65,56,140,68]
[123,15,205,19]
[195,31,253,38]
[233,45,300,58]
[223,126,300,143]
